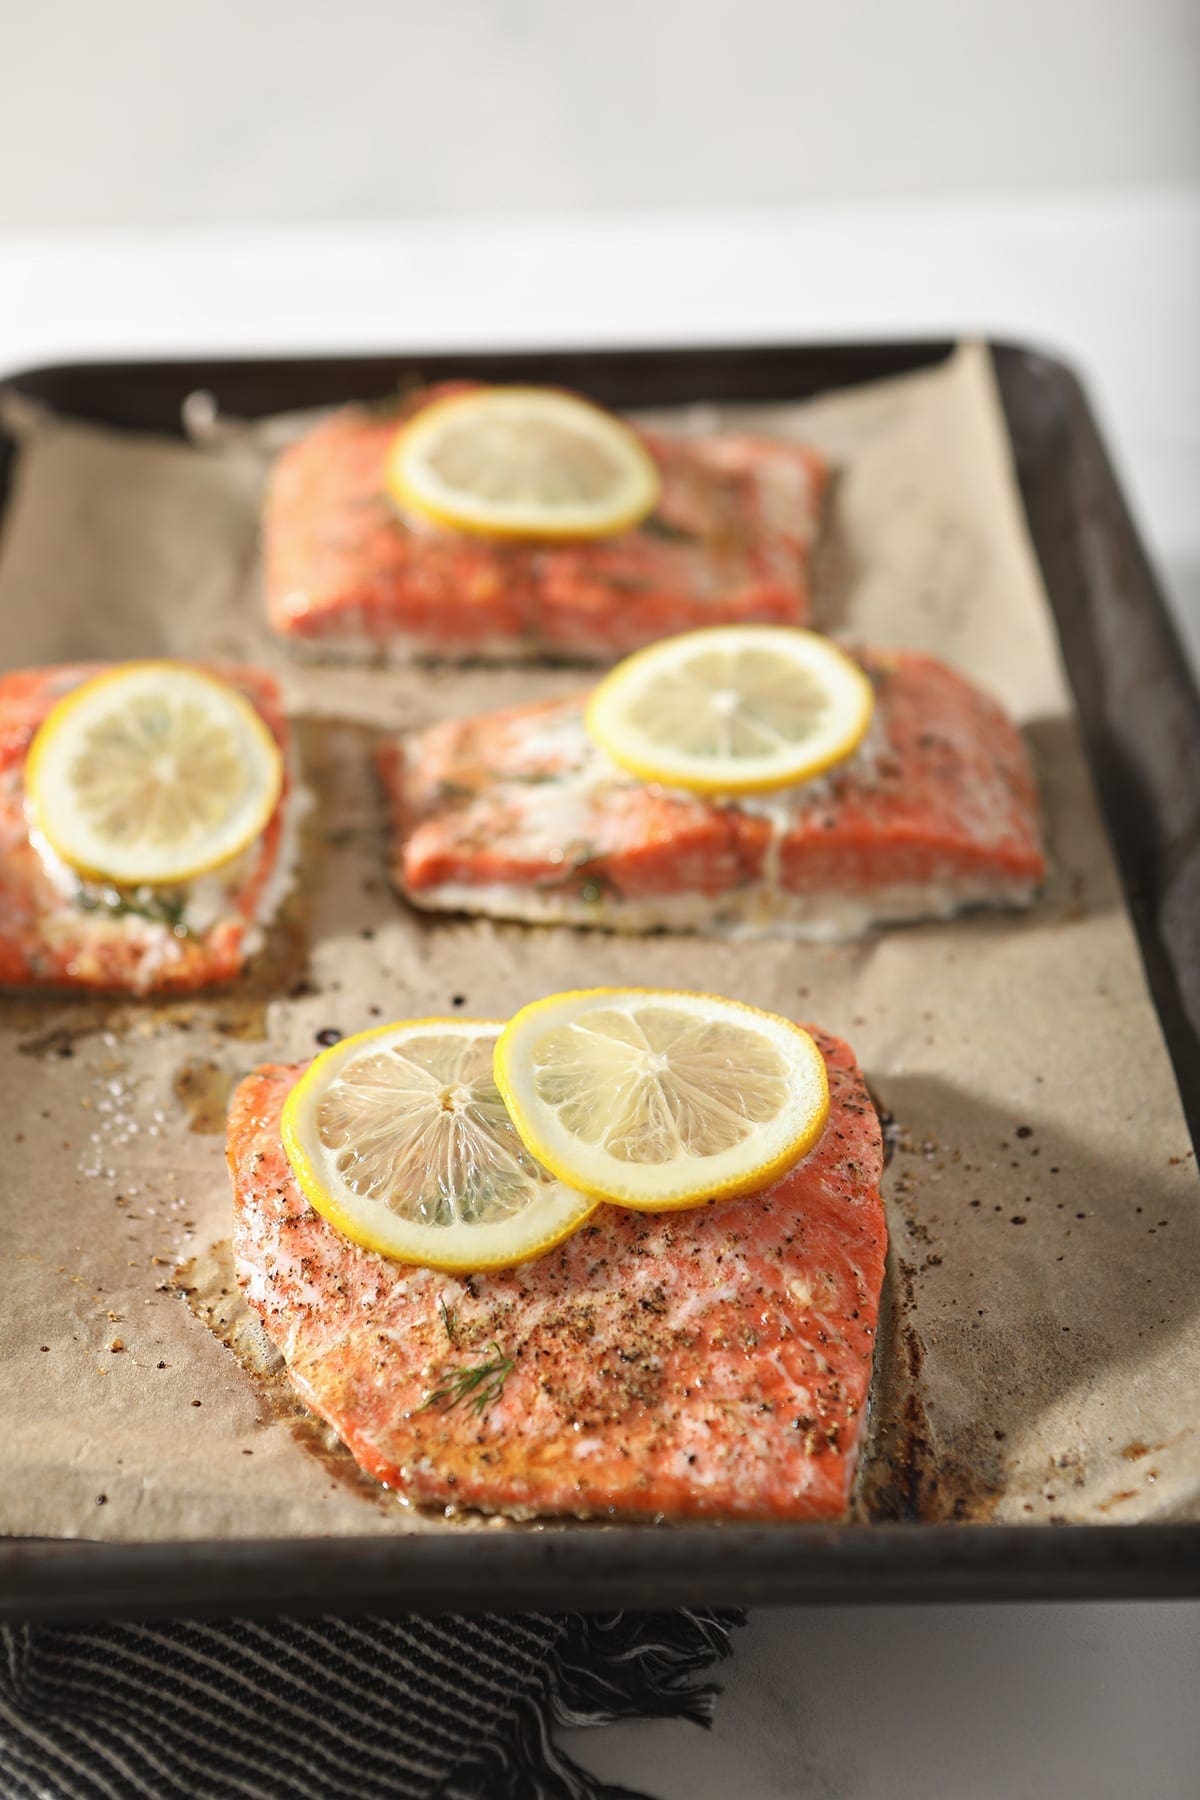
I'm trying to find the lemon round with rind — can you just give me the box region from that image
[281,1017,600,1271]
[386,386,661,541]
[494,987,830,1211]
[585,625,875,796]
[25,662,284,889]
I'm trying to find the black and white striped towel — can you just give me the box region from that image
[0,1610,742,1800]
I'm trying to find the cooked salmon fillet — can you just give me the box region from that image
[0,664,295,993]
[229,1024,885,1522]
[382,649,1045,938]
[263,388,828,661]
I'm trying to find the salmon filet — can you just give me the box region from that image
[381,648,1046,938]
[0,664,296,993]
[263,389,828,662]
[229,1025,885,1522]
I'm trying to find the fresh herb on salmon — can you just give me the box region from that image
[75,886,191,936]
[416,1343,516,1419]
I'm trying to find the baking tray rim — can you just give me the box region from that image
[0,334,1197,1618]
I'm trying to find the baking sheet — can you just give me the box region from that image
[0,343,1196,1546]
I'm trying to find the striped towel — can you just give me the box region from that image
[0,1610,741,1800]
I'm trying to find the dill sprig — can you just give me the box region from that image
[437,1295,458,1344]
[417,1342,515,1418]
[77,886,191,936]
[640,513,698,545]
[433,779,475,803]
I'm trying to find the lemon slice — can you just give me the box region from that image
[281,1019,599,1270]
[25,662,283,888]
[585,625,874,796]
[494,988,829,1211]
[386,386,661,540]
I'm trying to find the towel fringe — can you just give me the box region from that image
[448,1608,745,1800]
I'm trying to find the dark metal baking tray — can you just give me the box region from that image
[1,339,1198,1620]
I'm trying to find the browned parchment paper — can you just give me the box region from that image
[1,345,1196,1544]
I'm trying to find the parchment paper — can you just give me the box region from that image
[1,345,1196,1543]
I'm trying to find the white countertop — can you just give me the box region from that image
[2,186,1197,1800]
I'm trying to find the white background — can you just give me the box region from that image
[2,5,1198,1797]
[2,0,1197,225]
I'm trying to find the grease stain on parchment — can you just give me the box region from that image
[171,1240,395,1510]
[172,1059,237,1135]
